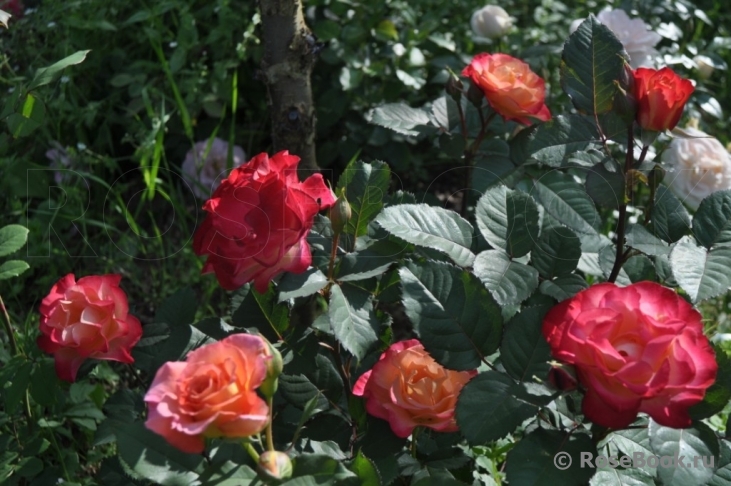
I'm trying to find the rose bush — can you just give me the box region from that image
[193,150,336,292]
[633,67,695,132]
[470,5,512,40]
[181,137,246,199]
[353,339,476,438]
[543,282,717,428]
[37,274,142,382]
[462,53,551,125]
[144,334,272,454]
[661,126,731,210]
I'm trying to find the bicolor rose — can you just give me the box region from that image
[353,339,476,438]
[193,151,336,292]
[38,274,142,382]
[543,282,717,428]
[462,53,551,125]
[144,334,271,453]
[633,67,694,132]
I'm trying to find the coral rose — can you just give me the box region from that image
[193,150,336,293]
[662,127,731,210]
[37,274,142,382]
[353,339,476,438]
[543,282,717,429]
[144,334,271,454]
[181,137,246,199]
[461,53,551,125]
[633,67,694,132]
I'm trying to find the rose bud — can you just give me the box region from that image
[632,67,694,132]
[257,451,293,482]
[470,5,513,39]
[329,191,352,236]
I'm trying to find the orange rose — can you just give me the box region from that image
[37,274,142,382]
[633,67,694,132]
[144,334,271,453]
[462,53,551,125]
[353,339,476,438]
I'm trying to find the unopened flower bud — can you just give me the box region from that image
[445,73,464,103]
[329,192,352,235]
[258,339,283,399]
[257,451,293,482]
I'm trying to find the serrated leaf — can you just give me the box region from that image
[456,371,539,445]
[351,452,380,486]
[400,262,503,371]
[154,287,198,327]
[231,284,290,341]
[560,15,629,115]
[531,171,600,235]
[539,274,589,301]
[336,249,395,282]
[598,244,632,285]
[336,160,391,238]
[510,115,601,166]
[473,250,539,306]
[277,268,328,302]
[328,284,379,360]
[690,346,731,421]
[650,186,691,243]
[625,224,670,256]
[28,50,91,91]
[505,429,596,486]
[648,420,719,486]
[472,140,519,193]
[367,103,431,136]
[693,190,731,248]
[585,160,624,209]
[709,440,731,486]
[501,305,553,382]
[670,236,731,303]
[475,185,539,258]
[0,224,29,257]
[0,260,29,280]
[531,226,581,279]
[279,374,329,410]
[376,204,475,267]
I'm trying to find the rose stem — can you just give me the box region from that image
[266,396,275,452]
[607,128,635,283]
[243,441,260,463]
[0,294,19,356]
[460,111,496,218]
[327,233,340,282]
[410,427,421,458]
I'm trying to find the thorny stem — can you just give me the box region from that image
[607,129,635,283]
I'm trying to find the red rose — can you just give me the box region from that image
[0,0,23,18]
[633,67,694,132]
[38,274,142,382]
[193,151,336,292]
[543,282,717,428]
[353,339,476,437]
[144,334,271,453]
[461,53,551,125]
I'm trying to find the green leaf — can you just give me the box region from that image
[598,244,632,285]
[560,15,628,115]
[155,287,198,327]
[375,204,475,267]
[623,254,657,283]
[510,115,601,167]
[277,268,328,302]
[111,420,204,485]
[350,452,380,486]
[590,467,656,486]
[336,249,395,282]
[539,274,589,301]
[709,440,731,486]
[0,260,29,280]
[650,186,691,243]
[336,160,391,237]
[472,140,519,193]
[690,346,731,421]
[367,103,431,137]
[501,304,553,382]
[231,284,290,341]
[28,50,91,91]
[328,283,379,360]
[648,420,719,486]
[1,357,32,415]
[693,190,731,248]
[625,224,670,256]
[475,185,539,258]
[279,374,329,410]
[531,171,600,235]
[6,93,45,138]
[0,224,29,257]
[530,226,581,279]
[456,371,539,444]
[289,454,358,483]
[473,250,539,306]
[670,236,731,303]
[505,429,596,486]
[585,160,624,209]
[400,261,503,371]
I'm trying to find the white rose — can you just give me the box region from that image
[182,137,246,199]
[661,127,731,210]
[571,9,661,68]
[470,5,512,39]
[693,55,714,80]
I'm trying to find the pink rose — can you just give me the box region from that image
[543,282,717,428]
[37,274,142,382]
[353,339,476,438]
[144,334,271,454]
[193,151,336,292]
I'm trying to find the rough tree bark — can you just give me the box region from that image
[258,0,320,179]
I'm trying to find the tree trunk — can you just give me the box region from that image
[258,0,319,180]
